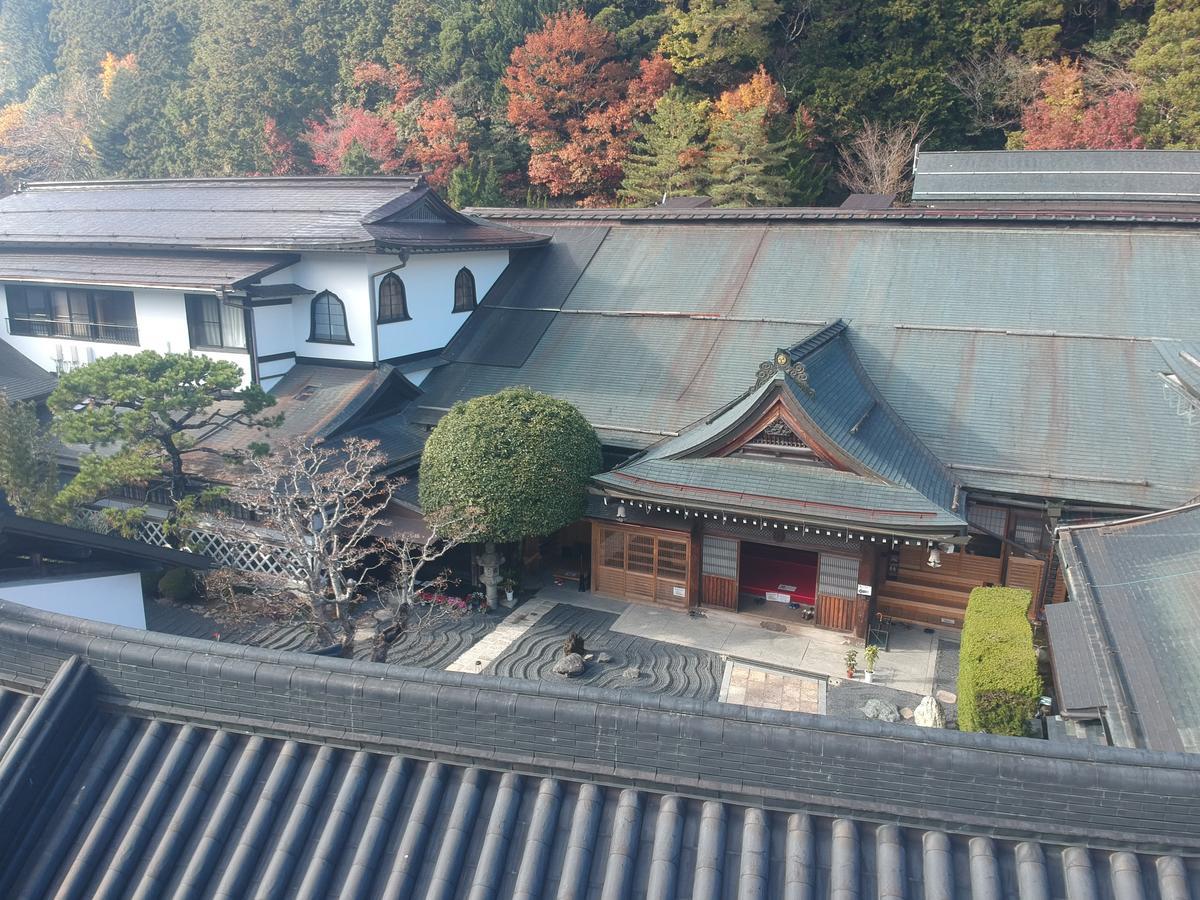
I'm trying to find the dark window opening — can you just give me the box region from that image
[309,290,351,344]
[453,267,476,313]
[377,273,410,323]
[5,284,138,344]
[185,294,247,351]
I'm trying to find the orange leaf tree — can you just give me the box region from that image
[504,11,671,204]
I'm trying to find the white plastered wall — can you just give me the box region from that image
[0,570,147,629]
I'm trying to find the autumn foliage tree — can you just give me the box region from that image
[303,62,420,175]
[1011,60,1143,150]
[706,68,791,206]
[407,95,470,188]
[504,11,672,204]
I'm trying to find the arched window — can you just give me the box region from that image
[377,273,410,323]
[453,267,476,313]
[309,290,350,344]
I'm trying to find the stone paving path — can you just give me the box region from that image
[720,662,826,713]
[482,602,724,700]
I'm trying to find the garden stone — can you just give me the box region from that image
[621,665,641,679]
[597,652,612,663]
[860,698,901,723]
[915,696,947,728]
[554,653,585,676]
[936,689,957,705]
[900,707,914,720]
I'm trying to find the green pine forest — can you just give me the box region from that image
[0,0,1195,206]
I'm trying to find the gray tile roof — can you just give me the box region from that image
[596,324,965,536]
[914,150,1200,206]
[0,179,546,254]
[0,336,55,401]
[3,599,1200,898]
[194,364,421,478]
[0,248,296,291]
[1052,503,1200,753]
[416,220,1200,509]
[596,456,965,532]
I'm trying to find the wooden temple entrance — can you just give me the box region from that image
[591,523,692,610]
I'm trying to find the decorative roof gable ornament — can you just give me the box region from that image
[756,349,815,396]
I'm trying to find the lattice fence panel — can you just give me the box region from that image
[76,511,305,578]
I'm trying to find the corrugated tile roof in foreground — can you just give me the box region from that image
[2,599,1200,898]
[1051,503,1200,753]
[417,218,1200,510]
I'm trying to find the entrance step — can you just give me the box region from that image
[877,595,966,630]
[880,580,970,609]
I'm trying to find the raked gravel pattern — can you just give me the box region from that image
[483,602,724,700]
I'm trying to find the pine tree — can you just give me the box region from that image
[620,88,709,206]
[706,107,790,206]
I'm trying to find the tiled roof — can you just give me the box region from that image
[0,248,296,291]
[913,150,1200,206]
[2,600,1200,898]
[416,221,1200,509]
[0,179,547,254]
[596,324,965,535]
[1051,503,1200,753]
[193,364,421,478]
[0,335,55,401]
[596,457,965,534]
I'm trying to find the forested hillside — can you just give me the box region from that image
[0,0,1194,206]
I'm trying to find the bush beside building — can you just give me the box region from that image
[957,587,1042,736]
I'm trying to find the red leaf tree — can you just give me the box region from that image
[504,11,672,204]
[1018,60,1143,150]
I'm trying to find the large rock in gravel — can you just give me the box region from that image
[914,695,947,728]
[860,698,901,723]
[553,653,586,677]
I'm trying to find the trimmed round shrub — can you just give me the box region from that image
[957,587,1042,736]
[419,387,601,542]
[158,567,197,602]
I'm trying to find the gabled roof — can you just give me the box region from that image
[2,599,1199,897]
[416,218,1200,510]
[192,364,422,479]
[1049,503,1200,752]
[594,323,965,536]
[914,150,1200,208]
[0,178,547,254]
[0,336,55,401]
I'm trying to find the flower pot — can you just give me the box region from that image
[505,589,515,605]
[846,668,855,679]
[864,671,874,684]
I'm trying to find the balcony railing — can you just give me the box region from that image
[6,317,140,345]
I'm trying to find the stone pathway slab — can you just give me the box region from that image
[719,661,826,714]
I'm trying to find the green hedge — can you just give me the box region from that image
[957,587,1042,736]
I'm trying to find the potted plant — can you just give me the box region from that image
[844,648,858,679]
[863,644,879,683]
[499,577,516,606]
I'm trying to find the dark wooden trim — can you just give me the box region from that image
[380,348,443,367]
[293,356,376,370]
[713,398,851,472]
[249,297,294,308]
[256,350,296,364]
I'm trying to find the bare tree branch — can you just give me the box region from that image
[836,119,926,198]
[948,48,1040,135]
